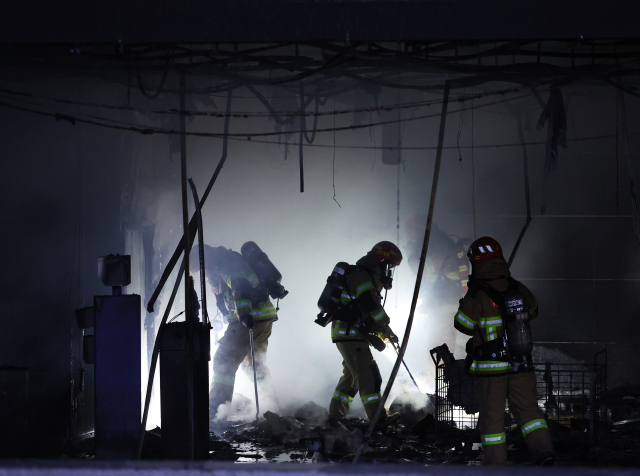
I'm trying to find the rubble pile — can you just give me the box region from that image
[205,390,640,466]
[58,389,640,466]
[206,397,464,464]
[548,389,640,467]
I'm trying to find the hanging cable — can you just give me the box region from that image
[616,89,620,215]
[332,91,341,207]
[135,51,170,100]
[299,80,305,192]
[0,88,543,142]
[457,87,465,166]
[472,85,476,239]
[0,83,527,120]
[507,115,533,267]
[304,94,320,144]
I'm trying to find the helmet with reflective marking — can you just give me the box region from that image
[368,241,403,267]
[467,237,504,263]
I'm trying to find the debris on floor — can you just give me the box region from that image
[56,388,640,466]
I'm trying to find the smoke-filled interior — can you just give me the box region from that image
[1,41,640,459]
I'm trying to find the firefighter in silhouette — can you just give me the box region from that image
[328,241,402,426]
[191,244,279,422]
[453,237,554,466]
[406,218,470,357]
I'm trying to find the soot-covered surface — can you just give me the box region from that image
[55,390,640,467]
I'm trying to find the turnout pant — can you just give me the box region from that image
[476,371,553,465]
[209,319,277,419]
[329,341,383,421]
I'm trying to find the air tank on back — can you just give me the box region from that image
[503,289,533,357]
[240,241,288,300]
[315,262,350,327]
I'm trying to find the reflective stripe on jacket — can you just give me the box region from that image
[220,251,276,323]
[452,259,538,376]
[331,254,390,343]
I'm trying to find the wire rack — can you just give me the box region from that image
[433,350,608,436]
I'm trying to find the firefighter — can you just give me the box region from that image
[453,237,554,466]
[405,218,470,357]
[191,245,279,421]
[328,241,402,426]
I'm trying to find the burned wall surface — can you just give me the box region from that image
[1,43,640,449]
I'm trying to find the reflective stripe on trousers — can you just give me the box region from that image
[481,432,506,445]
[361,393,381,405]
[212,373,236,387]
[332,391,354,405]
[521,418,548,437]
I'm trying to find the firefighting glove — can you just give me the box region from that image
[239,311,254,329]
[384,327,399,345]
[367,334,387,352]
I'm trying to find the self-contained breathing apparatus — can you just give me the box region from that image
[315,262,356,327]
[315,261,390,334]
[470,276,534,372]
[316,261,387,326]
[240,241,289,300]
[213,242,288,320]
[316,261,398,353]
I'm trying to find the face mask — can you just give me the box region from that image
[380,263,395,290]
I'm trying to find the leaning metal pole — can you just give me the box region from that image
[249,329,260,421]
[147,89,233,313]
[188,178,209,327]
[353,80,451,464]
[392,343,420,391]
[136,259,186,458]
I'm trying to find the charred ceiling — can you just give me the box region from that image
[1,0,639,43]
[2,40,640,138]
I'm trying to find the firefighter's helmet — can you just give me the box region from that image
[467,237,504,263]
[368,241,403,267]
[190,244,227,274]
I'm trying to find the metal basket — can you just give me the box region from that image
[433,349,607,437]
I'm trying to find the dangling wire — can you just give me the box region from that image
[332,90,341,207]
[616,89,620,215]
[472,85,477,240]
[135,51,170,100]
[457,87,465,168]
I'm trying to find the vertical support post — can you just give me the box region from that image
[589,370,597,442]
[618,89,640,247]
[299,81,305,193]
[179,69,195,460]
